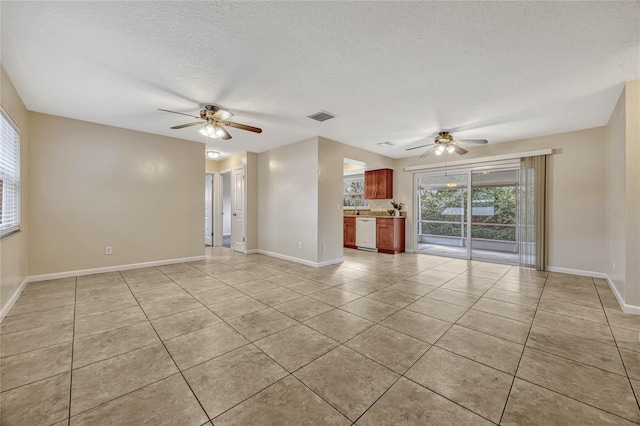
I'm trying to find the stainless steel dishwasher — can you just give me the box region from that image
[356,217,377,250]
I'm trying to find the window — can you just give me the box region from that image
[343,176,369,208]
[0,107,20,237]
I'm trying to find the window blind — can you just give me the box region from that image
[0,106,20,237]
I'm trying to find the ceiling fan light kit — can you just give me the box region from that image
[160,105,262,140]
[206,151,220,159]
[406,131,488,158]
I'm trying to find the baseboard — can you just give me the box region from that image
[28,255,206,283]
[245,249,259,254]
[257,250,343,268]
[546,266,608,279]
[404,248,415,253]
[0,276,29,322]
[605,275,640,315]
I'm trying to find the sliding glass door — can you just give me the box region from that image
[416,165,520,264]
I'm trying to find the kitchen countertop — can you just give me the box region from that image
[344,214,405,219]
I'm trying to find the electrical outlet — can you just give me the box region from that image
[298,242,303,249]
[322,243,327,252]
[105,246,112,255]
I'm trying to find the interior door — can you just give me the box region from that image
[231,166,245,252]
[205,174,213,246]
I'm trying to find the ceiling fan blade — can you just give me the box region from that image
[223,121,262,134]
[220,125,232,140]
[406,143,434,151]
[456,139,488,144]
[454,145,468,155]
[158,109,200,119]
[212,109,234,121]
[170,121,203,129]
[419,146,437,158]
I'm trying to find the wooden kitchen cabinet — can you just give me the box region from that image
[376,217,405,254]
[343,217,357,248]
[364,169,393,199]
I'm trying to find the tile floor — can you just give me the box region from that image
[2,247,640,425]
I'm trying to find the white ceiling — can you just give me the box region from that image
[2,2,639,160]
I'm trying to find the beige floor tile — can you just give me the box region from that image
[436,325,523,374]
[0,372,70,426]
[1,306,74,334]
[612,326,640,353]
[0,320,73,358]
[405,297,468,323]
[366,289,421,307]
[381,310,451,344]
[73,322,160,368]
[483,288,540,307]
[540,286,601,309]
[177,277,227,293]
[533,310,615,346]
[70,374,207,426]
[502,378,636,426]
[233,279,279,294]
[0,342,72,391]
[284,279,331,295]
[227,308,297,341]
[139,293,203,320]
[526,325,625,375]
[517,347,640,422]
[537,298,607,324]
[341,298,399,322]
[75,285,131,302]
[620,348,640,380]
[133,286,190,304]
[252,287,303,306]
[471,298,535,323]
[606,308,640,332]
[213,375,350,426]
[164,322,249,370]
[295,346,398,421]
[255,324,338,372]
[310,288,361,307]
[425,287,479,309]
[335,280,390,296]
[209,295,268,320]
[76,272,123,286]
[346,325,430,374]
[74,306,147,339]
[8,293,75,316]
[457,310,530,344]
[273,296,333,321]
[385,281,438,296]
[406,346,512,423]
[192,286,244,305]
[75,293,138,318]
[184,345,287,418]
[70,343,178,416]
[127,279,177,294]
[407,270,459,285]
[304,309,374,343]
[152,306,221,340]
[24,277,76,292]
[356,377,492,425]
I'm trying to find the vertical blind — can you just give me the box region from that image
[0,106,20,236]
[518,155,547,270]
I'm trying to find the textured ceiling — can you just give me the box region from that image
[2,2,639,159]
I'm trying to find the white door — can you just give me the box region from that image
[231,166,245,252]
[205,174,213,246]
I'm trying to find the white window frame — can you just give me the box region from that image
[343,174,370,209]
[0,106,21,238]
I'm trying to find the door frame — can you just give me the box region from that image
[205,173,214,246]
[231,165,246,253]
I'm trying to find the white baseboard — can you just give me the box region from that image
[257,249,343,268]
[0,277,29,322]
[546,266,608,279]
[245,249,259,254]
[605,275,640,315]
[28,255,206,283]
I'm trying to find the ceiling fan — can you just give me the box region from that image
[406,132,488,158]
[159,105,262,140]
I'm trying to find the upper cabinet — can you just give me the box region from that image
[364,169,393,199]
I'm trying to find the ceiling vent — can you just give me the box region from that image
[307,110,336,122]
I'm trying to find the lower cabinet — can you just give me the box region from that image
[343,217,357,248]
[376,218,405,254]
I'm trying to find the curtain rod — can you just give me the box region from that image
[403,149,554,172]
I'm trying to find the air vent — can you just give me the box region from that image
[378,141,393,147]
[307,110,336,122]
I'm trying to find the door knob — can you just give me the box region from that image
[233,213,237,216]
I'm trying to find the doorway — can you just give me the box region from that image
[416,165,519,264]
[221,171,231,248]
[205,174,213,246]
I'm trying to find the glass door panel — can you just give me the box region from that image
[417,173,469,259]
[470,169,519,264]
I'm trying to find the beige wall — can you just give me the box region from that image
[624,80,640,306]
[606,86,627,297]
[318,137,396,263]
[395,127,607,273]
[28,113,205,276]
[1,66,30,313]
[258,137,319,262]
[205,159,218,173]
[246,152,259,251]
